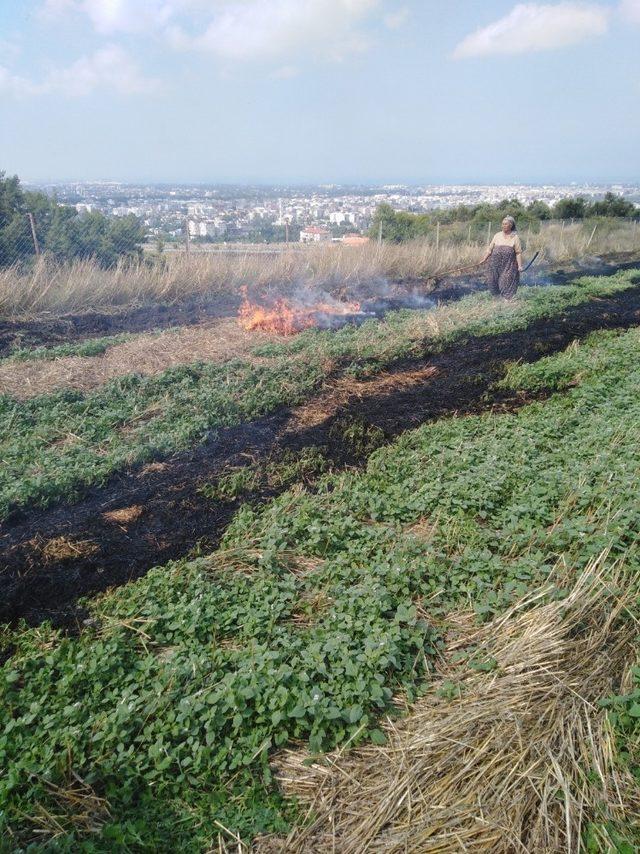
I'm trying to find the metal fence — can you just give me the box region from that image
[2,209,640,269]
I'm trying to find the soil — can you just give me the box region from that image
[2,252,638,358]
[2,283,640,634]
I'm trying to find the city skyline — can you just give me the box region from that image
[1,1,639,183]
[31,179,639,245]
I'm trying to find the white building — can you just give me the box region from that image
[299,226,331,243]
[188,220,227,238]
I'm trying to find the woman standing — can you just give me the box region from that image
[481,216,524,299]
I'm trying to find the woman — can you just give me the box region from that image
[481,216,524,299]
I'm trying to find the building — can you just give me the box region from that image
[188,220,227,238]
[299,226,331,243]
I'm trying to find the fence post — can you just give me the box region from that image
[435,221,440,251]
[585,223,598,250]
[27,213,41,256]
[467,222,472,244]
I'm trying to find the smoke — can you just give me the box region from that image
[244,278,438,332]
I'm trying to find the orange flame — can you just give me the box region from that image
[238,287,361,336]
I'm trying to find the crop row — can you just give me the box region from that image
[2,323,639,849]
[1,270,639,520]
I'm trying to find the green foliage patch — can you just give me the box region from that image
[4,333,136,363]
[199,446,330,502]
[3,322,640,847]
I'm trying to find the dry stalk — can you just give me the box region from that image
[33,535,100,562]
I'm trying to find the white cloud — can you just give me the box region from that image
[0,66,44,97]
[43,0,384,62]
[50,45,160,95]
[41,0,201,33]
[0,45,159,97]
[453,2,610,59]
[620,0,640,23]
[172,0,380,62]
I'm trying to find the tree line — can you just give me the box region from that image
[0,171,146,268]
[369,193,638,243]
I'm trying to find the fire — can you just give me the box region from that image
[238,287,361,336]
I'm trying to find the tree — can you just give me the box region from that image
[0,171,146,267]
[590,192,637,218]
[368,204,431,242]
[526,200,552,220]
[553,196,588,219]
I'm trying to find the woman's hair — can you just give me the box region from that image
[502,215,517,231]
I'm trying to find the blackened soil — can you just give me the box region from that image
[0,292,240,357]
[2,284,640,632]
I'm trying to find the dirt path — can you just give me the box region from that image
[2,284,640,631]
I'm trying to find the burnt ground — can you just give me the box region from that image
[2,283,640,635]
[0,292,240,357]
[2,252,639,357]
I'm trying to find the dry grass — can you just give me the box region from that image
[33,536,100,562]
[20,772,111,841]
[2,221,638,319]
[256,555,640,854]
[0,318,276,399]
[102,505,144,525]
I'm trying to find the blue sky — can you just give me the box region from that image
[0,1,638,183]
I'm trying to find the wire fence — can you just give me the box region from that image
[3,209,640,267]
[2,211,640,318]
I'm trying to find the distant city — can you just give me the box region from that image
[28,182,640,246]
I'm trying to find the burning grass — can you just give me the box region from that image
[1,270,639,522]
[1,220,638,319]
[238,286,363,336]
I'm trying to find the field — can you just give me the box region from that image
[1,258,640,851]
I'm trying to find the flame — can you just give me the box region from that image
[238,287,361,336]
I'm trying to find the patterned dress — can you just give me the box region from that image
[487,231,522,299]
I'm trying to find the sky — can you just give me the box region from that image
[0,0,639,184]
